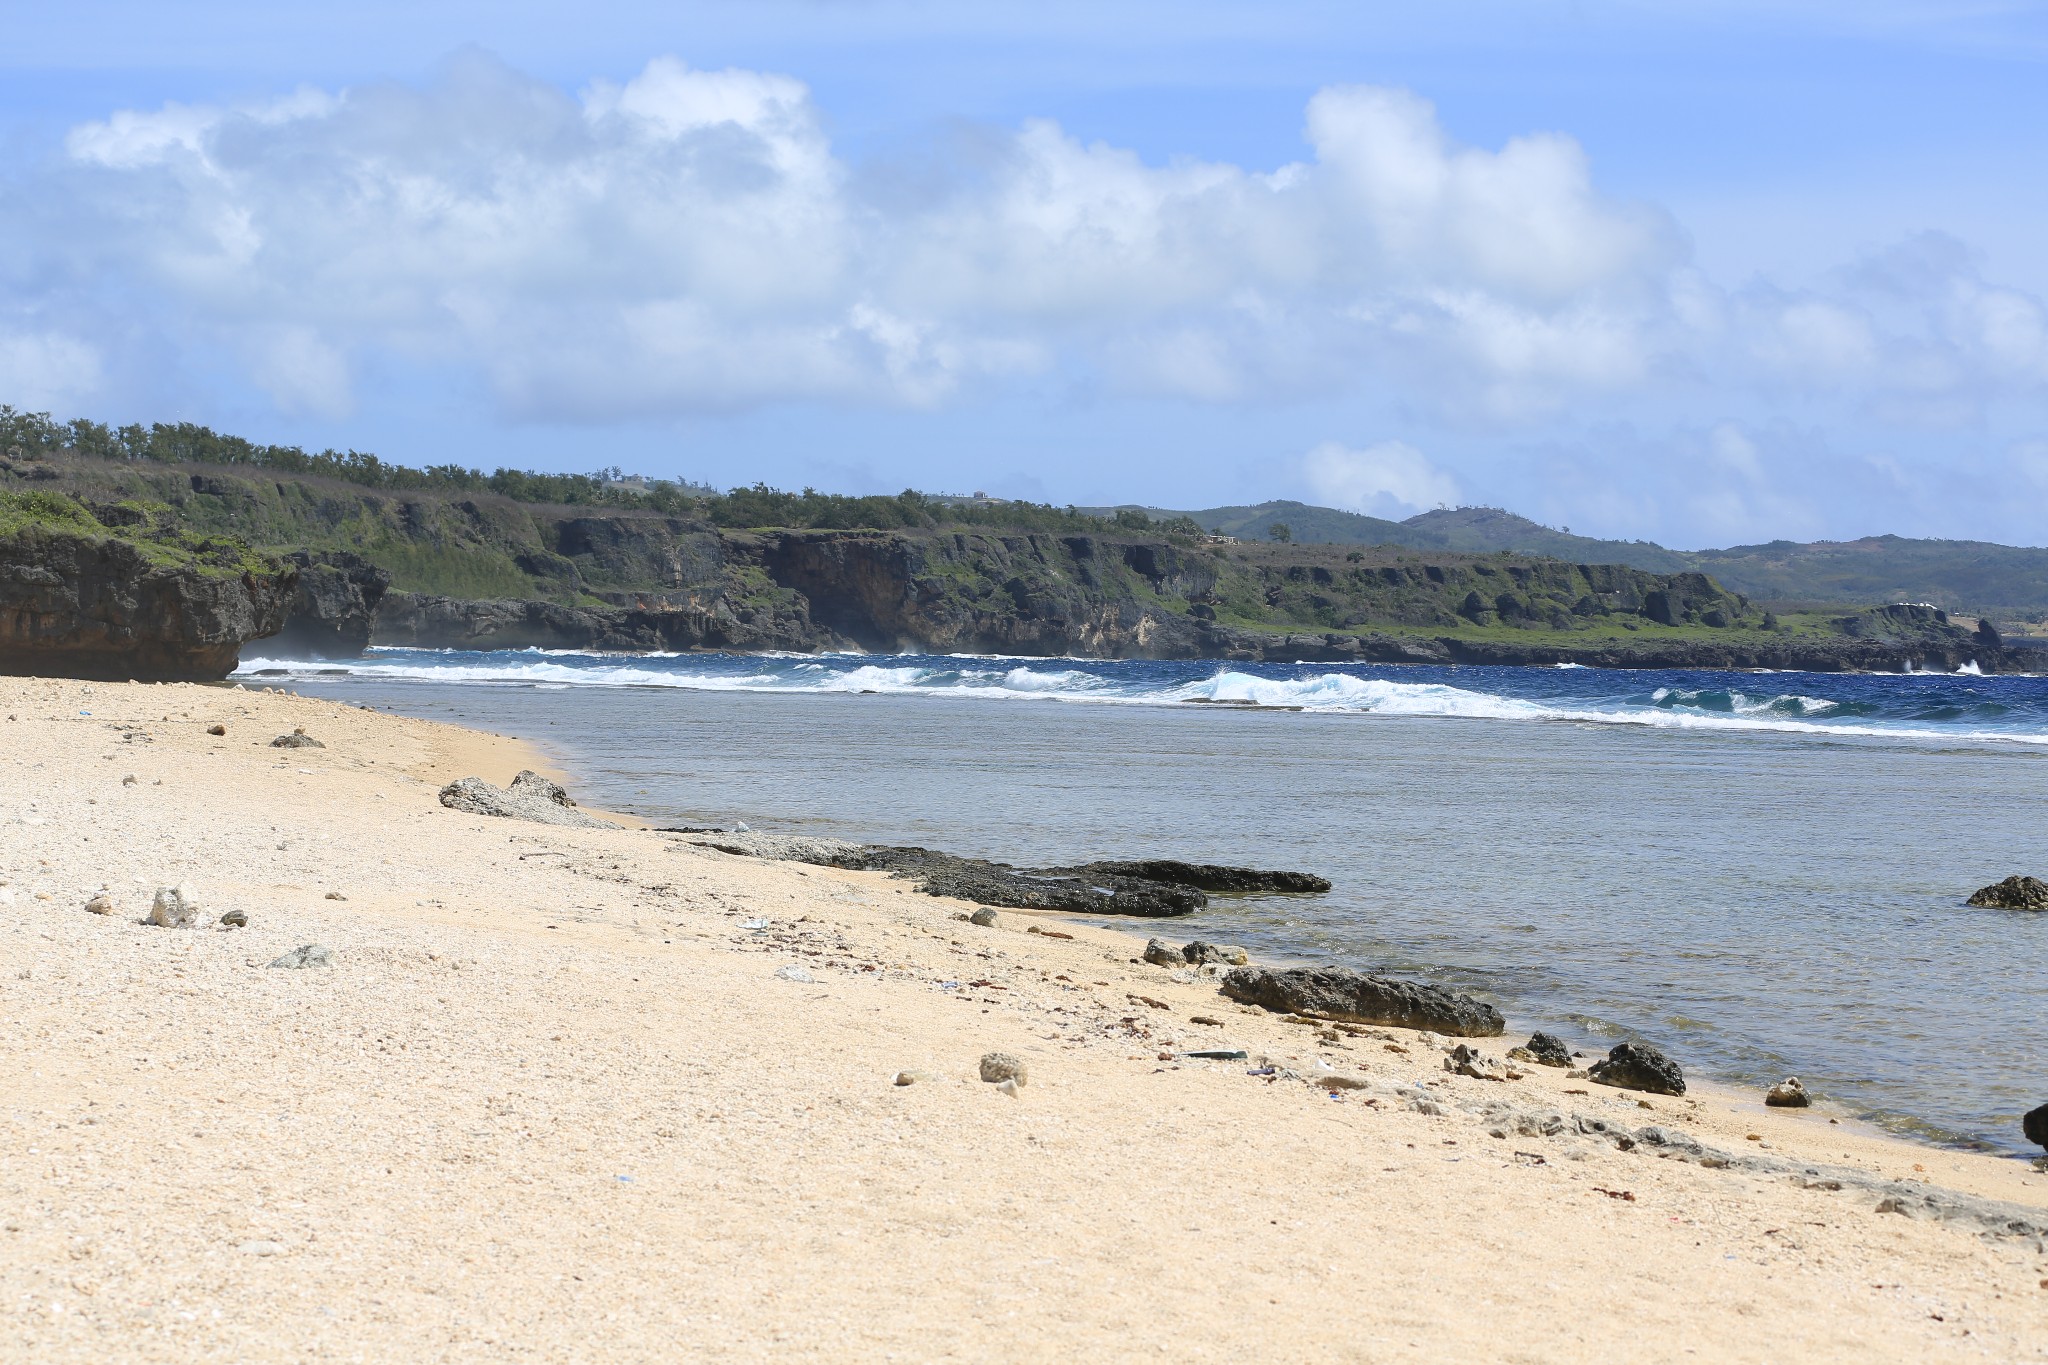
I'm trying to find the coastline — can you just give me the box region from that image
[5,677,2048,1359]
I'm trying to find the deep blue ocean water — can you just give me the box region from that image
[247,646,2048,1152]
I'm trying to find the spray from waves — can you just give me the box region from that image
[1648,687,1853,718]
[1168,670,2048,745]
[235,651,2048,747]
[1174,670,1553,718]
[235,653,1122,703]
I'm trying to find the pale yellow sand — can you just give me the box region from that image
[3,677,2047,1362]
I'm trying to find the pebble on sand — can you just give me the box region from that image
[969,908,999,927]
[219,909,248,929]
[269,944,334,970]
[774,965,816,983]
[84,890,114,916]
[979,1052,1028,1087]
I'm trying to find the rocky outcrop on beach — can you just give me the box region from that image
[1219,965,1506,1037]
[0,520,294,680]
[439,771,613,828]
[1588,1042,1687,1096]
[1967,875,2048,910]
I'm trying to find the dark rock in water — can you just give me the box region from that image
[271,551,390,659]
[860,847,1206,917]
[2024,1103,2048,1151]
[1588,1042,1686,1096]
[1967,875,2048,910]
[270,729,324,749]
[1060,860,1332,894]
[1219,966,1505,1037]
[1523,1032,1573,1067]
[0,522,294,680]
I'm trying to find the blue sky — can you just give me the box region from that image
[3,1,2047,547]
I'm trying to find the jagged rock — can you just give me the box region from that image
[270,728,324,749]
[0,521,294,680]
[1967,875,2048,910]
[1220,966,1505,1037]
[438,773,610,828]
[862,848,1205,917]
[2022,1103,2048,1151]
[1060,860,1332,894]
[979,1053,1028,1086]
[1444,1043,1510,1080]
[269,944,332,969]
[1142,938,1182,967]
[1588,1042,1686,1096]
[1522,1032,1573,1067]
[147,885,197,929]
[1765,1077,1810,1108]
[1182,941,1250,966]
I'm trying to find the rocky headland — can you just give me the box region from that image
[0,448,2019,677]
[0,493,295,680]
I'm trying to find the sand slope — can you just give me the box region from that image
[3,678,2046,1361]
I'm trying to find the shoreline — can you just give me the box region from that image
[6,676,2048,1359]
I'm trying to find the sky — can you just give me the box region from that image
[3,1,2047,548]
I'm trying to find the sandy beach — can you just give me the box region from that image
[4,676,2047,1362]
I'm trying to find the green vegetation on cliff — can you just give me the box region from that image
[0,489,277,579]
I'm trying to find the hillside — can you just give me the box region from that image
[1105,499,2048,618]
[0,444,2006,672]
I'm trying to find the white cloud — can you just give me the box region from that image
[1300,440,1460,518]
[17,56,1693,421]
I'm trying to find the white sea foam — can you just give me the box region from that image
[233,654,2048,747]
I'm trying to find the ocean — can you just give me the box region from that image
[244,647,2048,1153]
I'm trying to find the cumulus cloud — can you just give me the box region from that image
[1301,439,1460,518]
[15,54,1689,420]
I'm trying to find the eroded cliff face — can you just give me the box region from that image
[0,527,295,680]
[354,527,2011,671]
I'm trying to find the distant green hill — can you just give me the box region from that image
[1088,499,2048,618]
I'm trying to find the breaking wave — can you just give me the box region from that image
[234,648,2048,748]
